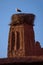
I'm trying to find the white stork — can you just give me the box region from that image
[16,8,22,12]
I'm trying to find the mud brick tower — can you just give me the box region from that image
[8,13,35,58]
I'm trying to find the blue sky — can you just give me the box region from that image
[0,0,43,58]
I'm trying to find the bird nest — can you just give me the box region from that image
[10,13,35,26]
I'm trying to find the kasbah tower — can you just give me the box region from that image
[8,13,43,58]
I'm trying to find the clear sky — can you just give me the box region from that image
[0,0,43,58]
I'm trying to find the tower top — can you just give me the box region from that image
[9,13,35,26]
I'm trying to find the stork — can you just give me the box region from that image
[16,8,22,12]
